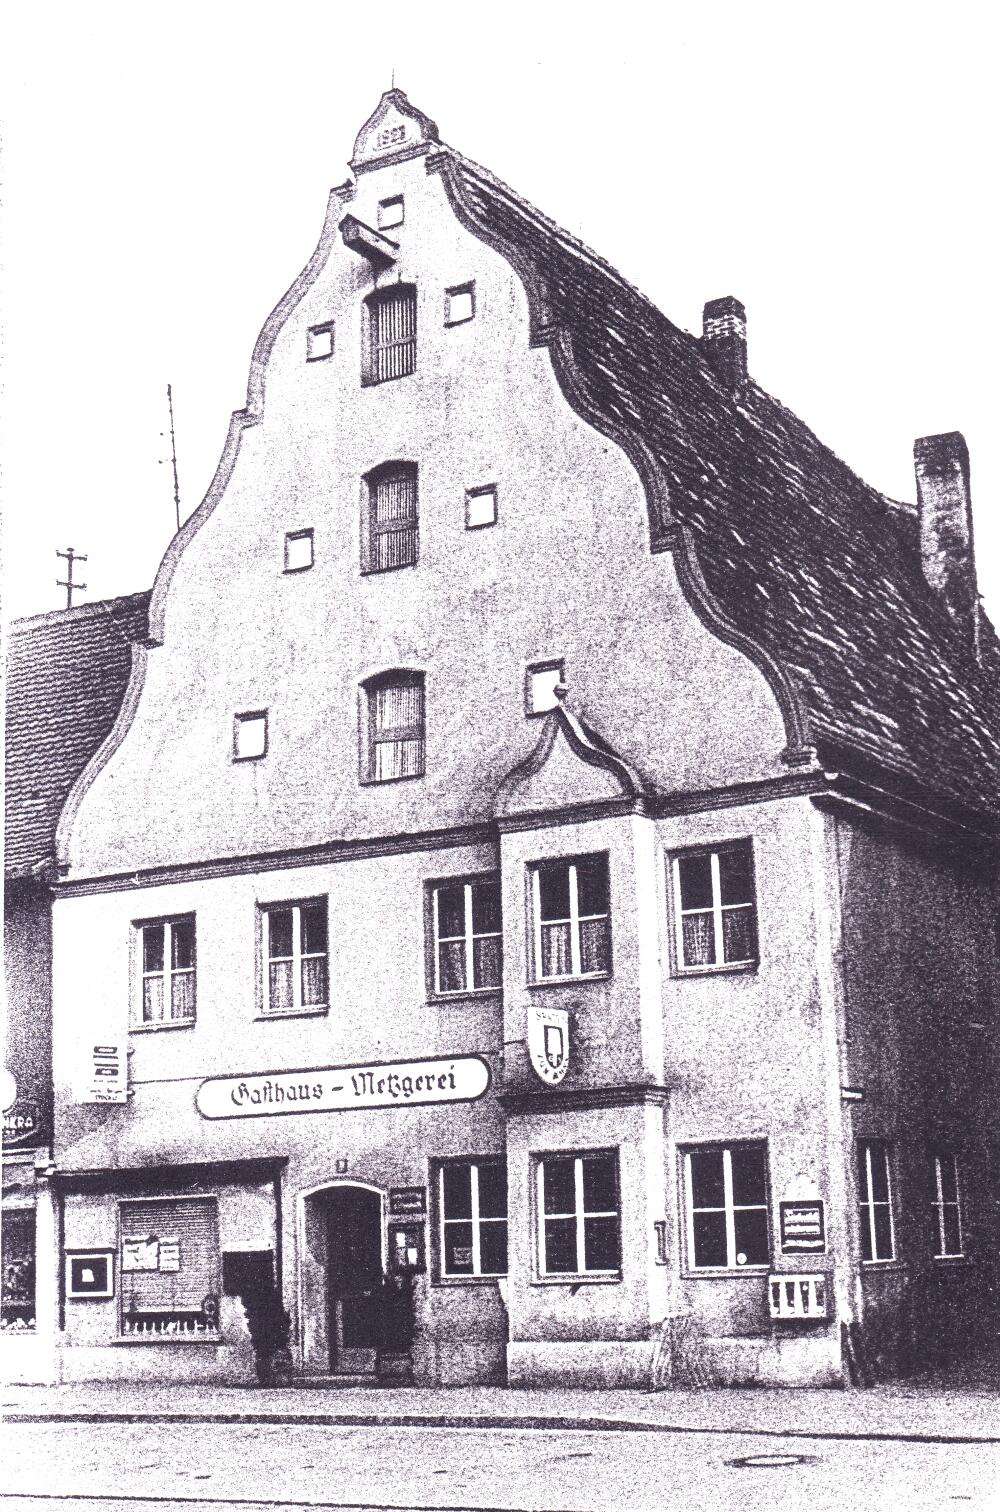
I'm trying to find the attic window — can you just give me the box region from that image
[234,711,268,762]
[378,196,404,230]
[526,660,564,717]
[306,323,335,361]
[284,529,314,573]
[466,485,497,530]
[445,283,475,327]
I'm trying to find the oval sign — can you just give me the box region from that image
[196,1054,491,1121]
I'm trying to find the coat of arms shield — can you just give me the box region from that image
[528,1005,570,1086]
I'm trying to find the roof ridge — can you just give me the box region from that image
[8,588,151,632]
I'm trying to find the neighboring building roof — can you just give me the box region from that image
[437,147,1000,824]
[4,593,150,880]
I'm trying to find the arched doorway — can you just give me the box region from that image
[299,1184,385,1376]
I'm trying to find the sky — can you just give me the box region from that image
[1,2,997,625]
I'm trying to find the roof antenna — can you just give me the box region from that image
[159,384,182,534]
[56,547,88,609]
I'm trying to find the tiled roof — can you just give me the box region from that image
[4,593,150,879]
[443,150,1000,824]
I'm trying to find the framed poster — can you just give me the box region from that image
[779,1200,826,1254]
[65,1251,114,1300]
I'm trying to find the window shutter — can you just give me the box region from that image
[371,287,416,382]
[120,1198,219,1315]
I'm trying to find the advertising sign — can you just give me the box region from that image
[779,1199,826,1254]
[3,1099,43,1148]
[196,1055,491,1120]
[78,1042,128,1104]
[528,1005,570,1086]
[389,1186,428,1217]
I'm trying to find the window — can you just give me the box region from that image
[431,876,502,994]
[672,842,758,971]
[262,899,328,1015]
[684,1143,770,1270]
[284,529,314,572]
[1,1211,35,1329]
[526,660,564,716]
[234,711,268,761]
[466,485,497,530]
[65,1252,113,1300]
[136,917,196,1025]
[378,195,404,230]
[363,462,418,573]
[119,1197,220,1337]
[931,1152,963,1259]
[537,1152,620,1275]
[531,854,610,980]
[306,322,334,361]
[364,284,416,385]
[858,1140,895,1262]
[363,671,425,782]
[439,1160,507,1277]
[445,282,475,326]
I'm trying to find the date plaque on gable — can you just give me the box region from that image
[352,89,440,172]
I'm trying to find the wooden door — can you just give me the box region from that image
[326,1187,382,1374]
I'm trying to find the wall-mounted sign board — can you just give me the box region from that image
[389,1186,427,1217]
[779,1200,826,1254]
[65,1251,114,1300]
[196,1055,491,1120]
[78,1043,127,1104]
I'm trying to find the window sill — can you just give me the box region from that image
[428,988,503,1005]
[359,772,425,786]
[932,1255,970,1267]
[681,1267,770,1280]
[254,1007,328,1022]
[673,960,759,980]
[860,1259,908,1272]
[434,1274,507,1288]
[113,1335,222,1346]
[359,561,418,577]
[531,1273,622,1288]
[526,973,611,990]
[130,1020,196,1034]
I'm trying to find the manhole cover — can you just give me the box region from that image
[728,1452,817,1468]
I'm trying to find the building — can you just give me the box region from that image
[12,91,1000,1389]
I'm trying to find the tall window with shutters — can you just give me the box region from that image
[362,671,426,783]
[364,284,417,385]
[134,916,196,1026]
[363,462,419,573]
[119,1197,220,1337]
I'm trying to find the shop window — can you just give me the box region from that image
[430,876,502,995]
[363,462,419,573]
[439,1160,508,1277]
[261,898,328,1015]
[135,916,196,1026]
[858,1140,895,1262]
[233,710,268,761]
[119,1197,220,1337]
[284,529,314,572]
[445,282,475,326]
[684,1143,770,1270]
[363,284,416,385]
[931,1151,963,1259]
[530,854,610,981]
[1,1210,36,1331]
[306,322,335,361]
[465,484,497,530]
[671,841,758,972]
[536,1151,620,1276]
[362,670,425,783]
[526,660,564,715]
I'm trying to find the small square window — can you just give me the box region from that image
[284,529,314,572]
[445,283,475,326]
[306,323,335,361]
[234,711,268,761]
[378,196,404,230]
[526,660,564,716]
[466,486,497,530]
[65,1251,114,1301]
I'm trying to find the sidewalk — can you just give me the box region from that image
[4,1376,999,1443]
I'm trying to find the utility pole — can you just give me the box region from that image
[161,384,182,534]
[56,548,88,609]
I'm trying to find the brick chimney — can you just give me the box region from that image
[913,431,979,653]
[702,297,747,391]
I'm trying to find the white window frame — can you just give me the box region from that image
[306,322,335,361]
[671,843,757,973]
[283,528,314,572]
[931,1152,964,1259]
[261,899,329,1015]
[439,1160,508,1279]
[233,710,268,761]
[445,281,476,327]
[431,877,502,996]
[683,1144,770,1272]
[135,916,196,1027]
[530,856,610,982]
[535,1151,620,1278]
[465,484,497,530]
[526,659,564,716]
[858,1140,896,1263]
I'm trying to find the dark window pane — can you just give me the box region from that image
[689,1149,725,1210]
[873,1204,893,1260]
[438,940,467,993]
[543,1217,577,1273]
[479,1222,508,1276]
[269,961,293,1013]
[472,934,502,990]
[865,1145,890,1204]
[681,913,715,967]
[730,1145,767,1208]
[692,1210,728,1268]
[583,1215,620,1271]
[143,926,164,974]
[442,1164,472,1221]
[443,1222,474,1275]
[301,904,327,956]
[860,1211,874,1263]
[471,880,501,934]
[302,956,327,1006]
[268,908,293,959]
[722,907,757,963]
[718,845,753,906]
[678,853,713,911]
[938,1156,958,1205]
[542,1157,575,1215]
[942,1205,962,1256]
[576,855,608,916]
[582,1154,617,1214]
[538,863,571,921]
[171,919,195,970]
[579,917,611,974]
[436,885,466,940]
[476,1163,507,1220]
[171,974,196,1020]
[733,1207,769,1266]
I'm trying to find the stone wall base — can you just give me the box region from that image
[507,1340,654,1389]
[412,1339,506,1386]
